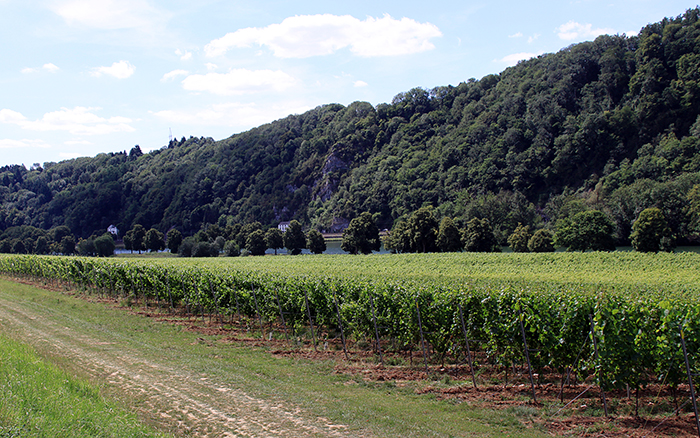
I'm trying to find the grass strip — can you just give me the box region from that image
[0,331,169,438]
[0,278,548,437]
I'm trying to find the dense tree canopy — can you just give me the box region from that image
[630,207,673,252]
[2,9,700,249]
[341,212,381,255]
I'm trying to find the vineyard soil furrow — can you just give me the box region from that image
[0,293,360,438]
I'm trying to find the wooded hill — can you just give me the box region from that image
[3,8,700,245]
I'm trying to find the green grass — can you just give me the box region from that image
[0,331,169,438]
[0,278,548,437]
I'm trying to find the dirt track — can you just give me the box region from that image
[0,291,360,438]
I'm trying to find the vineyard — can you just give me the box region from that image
[1,252,700,430]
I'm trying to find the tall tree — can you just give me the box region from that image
[630,207,673,252]
[144,228,165,253]
[463,217,499,252]
[385,220,414,253]
[307,229,326,254]
[436,217,462,252]
[264,228,284,255]
[94,233,116,257]
[283,220,306,255]
[528,229,555,252]
[341,212,380,255]
[408,206,438,253]
[555,210,616,251]
[166,229,183,253]
[246,229,267,256]
[125,224,146,254]
[507,223,532,253]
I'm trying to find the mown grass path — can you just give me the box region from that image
[0,278,547,438]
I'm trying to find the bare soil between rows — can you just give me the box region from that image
[4,277,700,437]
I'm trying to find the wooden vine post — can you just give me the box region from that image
[275,289,289,343]
[252,286,264,339]
[332,291,349,360]
[589,315,609,417]
[369,293,384,365]
[414,297,429,374]
[681,322,700,438]
[304,288,317,351]
[458,301,478,389]
[518,309,537,404]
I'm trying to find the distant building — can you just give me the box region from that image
[107,225,119,236]
[278,221,290,232]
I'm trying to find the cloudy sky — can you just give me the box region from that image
[0,0,692,167]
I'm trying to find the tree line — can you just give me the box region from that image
[2,9,700,249]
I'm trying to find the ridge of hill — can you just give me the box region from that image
[2,8,700,244]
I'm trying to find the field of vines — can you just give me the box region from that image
[1,251,699,419]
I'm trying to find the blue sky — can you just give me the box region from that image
[0,0,694,167]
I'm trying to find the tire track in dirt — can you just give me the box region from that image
[0,294,362,438]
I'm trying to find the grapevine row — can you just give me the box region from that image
[1,254,699,399]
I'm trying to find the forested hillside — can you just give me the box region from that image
[2,8,700,246]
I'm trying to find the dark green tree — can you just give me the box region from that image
[94,233,116,257]
[59,235,75,255]
[178,237,195,257]
[34,236,49,255]
[283,220,306,255]
[166,229,183,253]
[507,223,532,253]
[555,210,616,251]
[11,239,26,254]
[463,218,499,252]
[341,212,381,254]
[630,207,673,252]
[224,240,240,256]
[307,229,326,254]
[264,228,284,255]
[436,217,462,252]
[77,237,96,256]
[145,228,165,252]
[236,222,262,248]
[246,229,267,256]
[214,236,226,253]
[125,224,146,254]
[385,220,414,253]
[408,206,438,253]
[528,229,555,252]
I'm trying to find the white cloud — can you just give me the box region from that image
[528,34,540,43]
[557,21,615,41]
[43,63,60,73]
[181,69,296,96]
[508,32,523,38]
[0,109,28,124]
[0,138,52,149]
[496,52,542,66]
[354,80,368,88]
[175,49,192,61]
[205,63,218,71]
[153,102,312,128]
[205,14,442,58]
[91,60,135,79]
[161,69,189,82]
[21,63,60,74]
[50,0,163,30]
[0,107,135,135]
